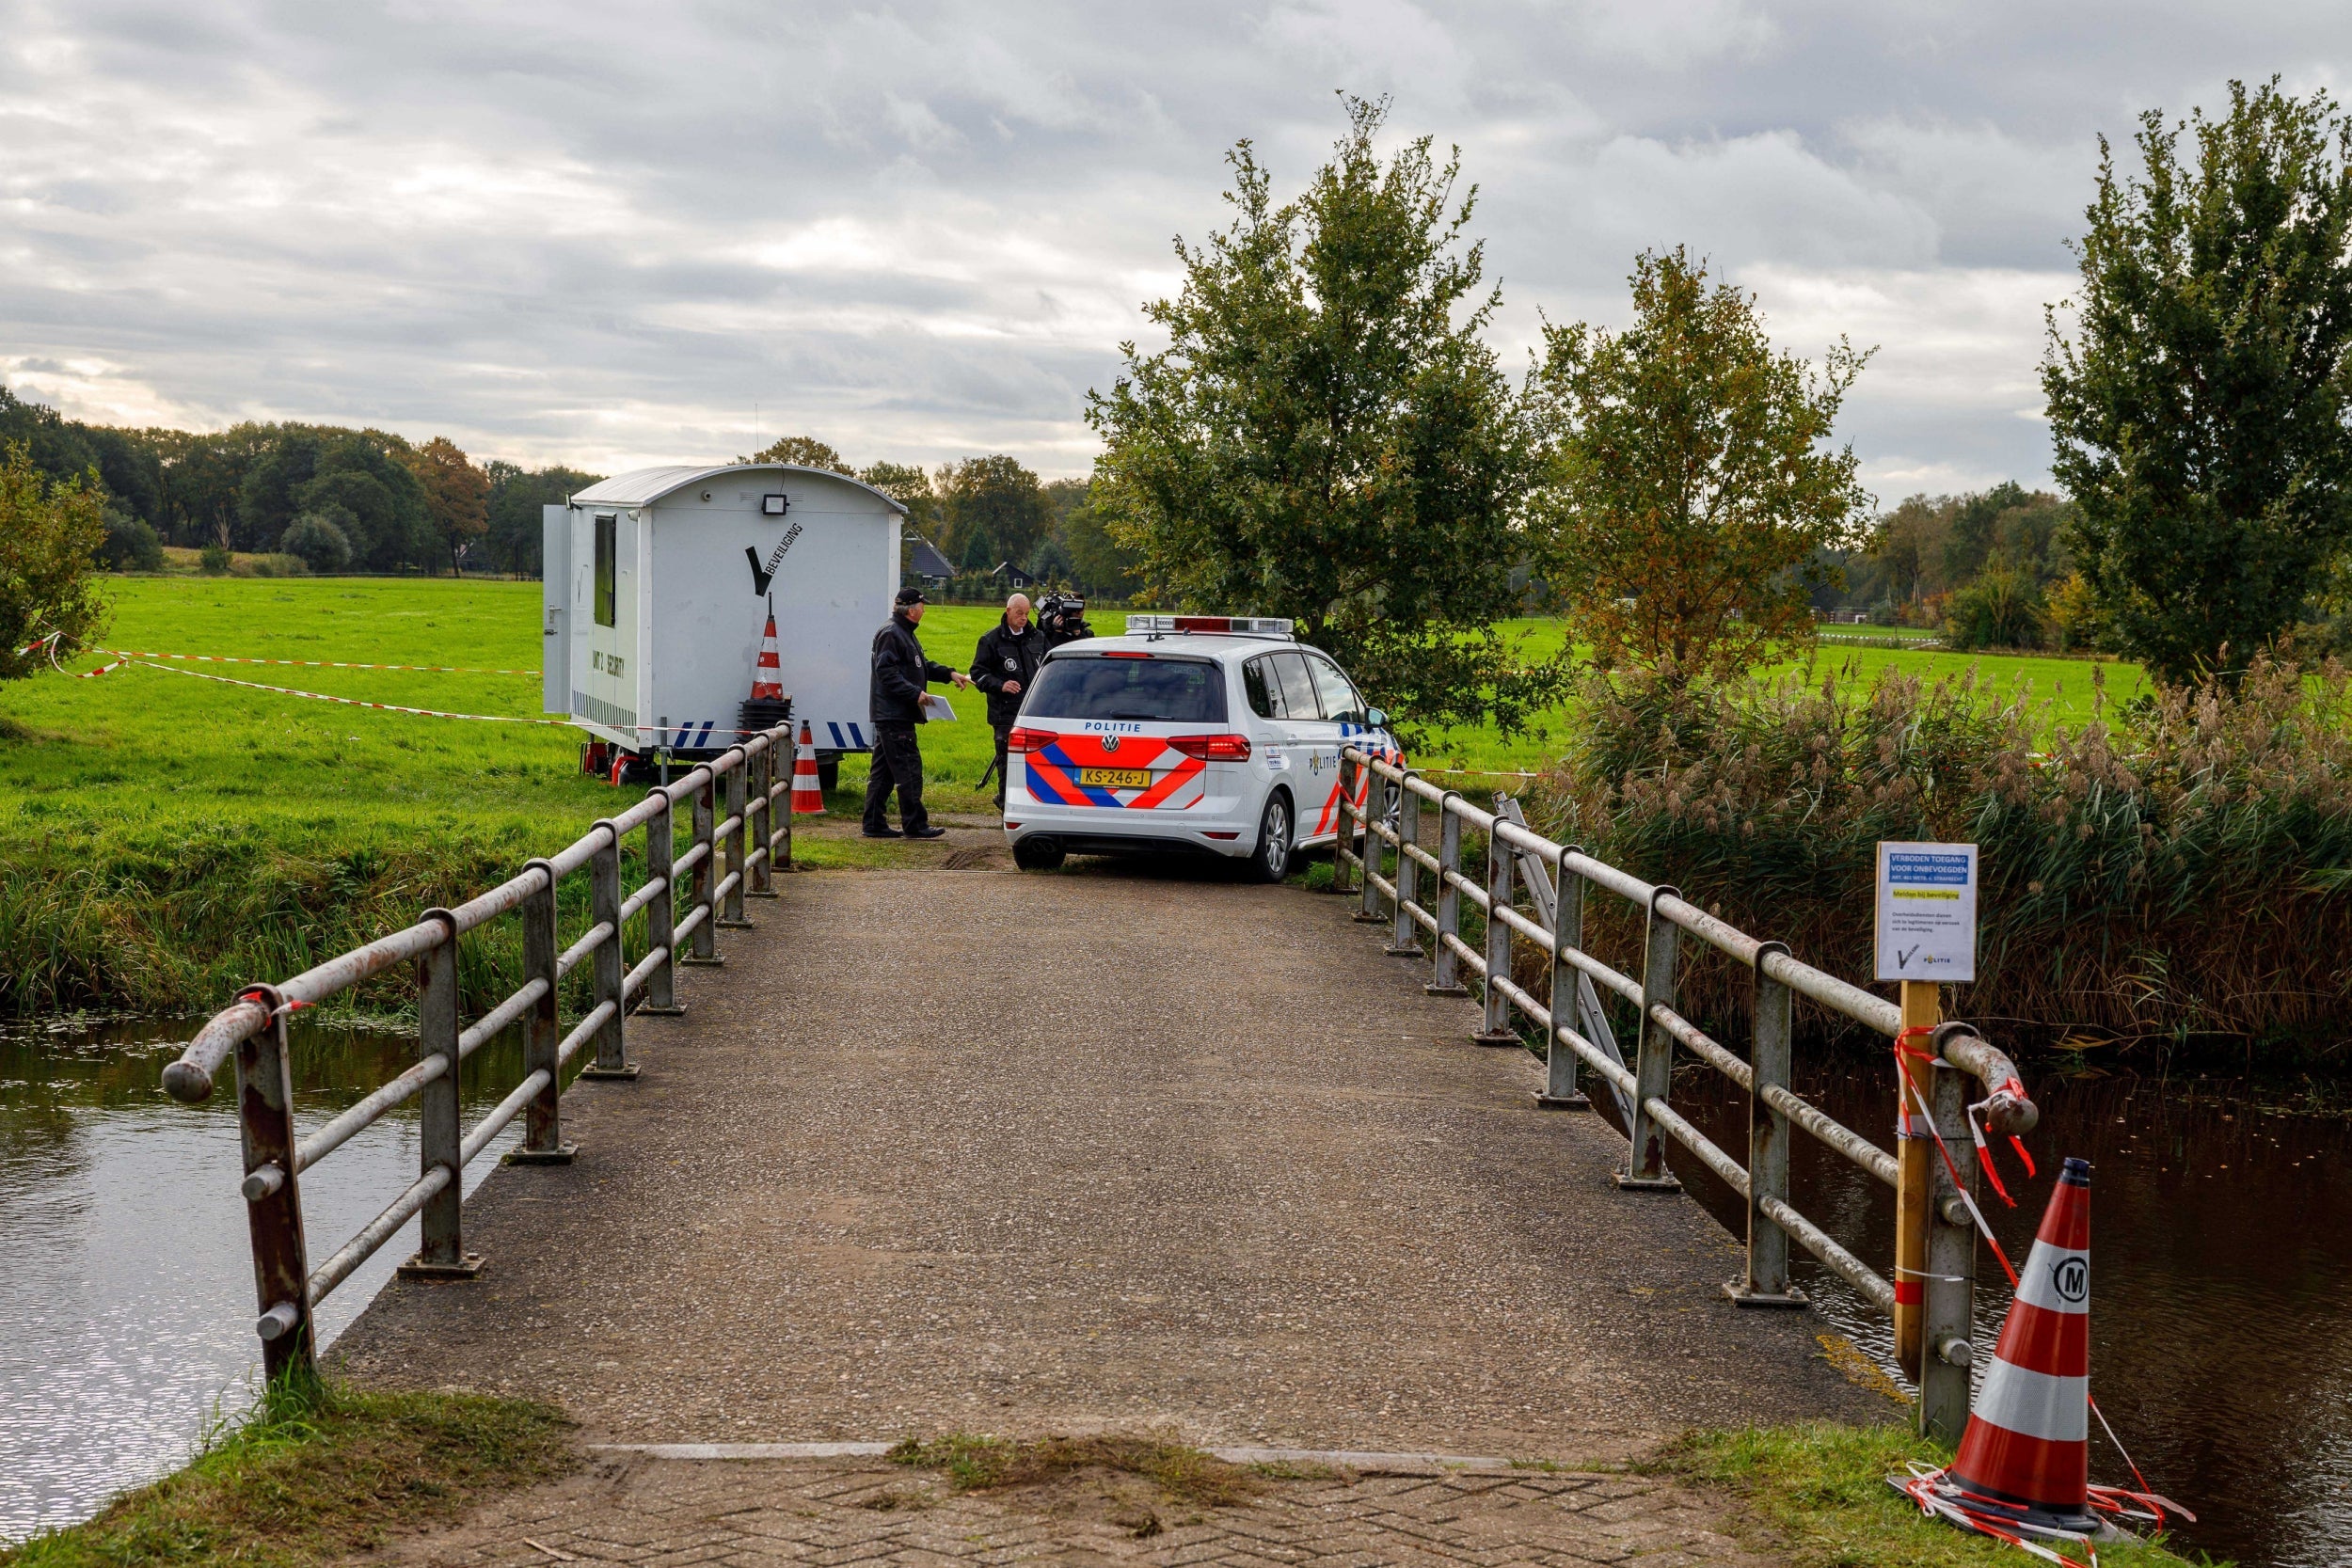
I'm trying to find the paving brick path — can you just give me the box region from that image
[383,1450,1782,1567]
[333,859,1884,1561]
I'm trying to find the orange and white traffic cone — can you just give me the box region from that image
[1946,1156,2097,1535]
[790,721,824,815]
[751,597,784,701]
[1894,1156,2191,1559]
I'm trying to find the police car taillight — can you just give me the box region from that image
[1168,733,1251,761]
[1123,614,1295,638]
[1006,727,1057,752]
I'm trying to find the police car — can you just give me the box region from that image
[1001,614,1403,879]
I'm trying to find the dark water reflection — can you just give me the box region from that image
[1607,1048,2352,1568]
[0,1016,539,1543]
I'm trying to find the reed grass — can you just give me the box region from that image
[1527,657,2352,1061]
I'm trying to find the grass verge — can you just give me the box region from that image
[1656,1424,2210,1568]
[885,1433,1265,1509]
[0,1379,575,1568]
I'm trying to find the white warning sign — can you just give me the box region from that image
[1875,841,1978,984]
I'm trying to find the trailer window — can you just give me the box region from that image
[1023,656,1227,723]
[594,515,616,628]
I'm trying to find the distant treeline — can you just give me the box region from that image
[1814,483,2089,653]
[0,385,596,578]
[0,388,1146,599]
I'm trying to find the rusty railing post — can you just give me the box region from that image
[1473,807,1518,1043]
[579,822,639,1079]
[719,752,751,929]
[1728,942,1804,1304]
[1386,774,1424,957]
[641,792,684,1015]
[509,861,575,1163]
[237,986,315,1378]
[399,910,483,1276]
[1617,887,1683,1191]
[1535,847,1590,1109]
[1427,795,1468,994]
[747,738,777,898]
[1919,1027,1982,1440]
[775,728,796,874]
[684,771,722,965]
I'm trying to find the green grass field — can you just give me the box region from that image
[1406,616,2148,776]
[0,578,2150,1013]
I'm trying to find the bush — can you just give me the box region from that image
[199,541,232,575]
[1943,566,2045,650]
[99,509,166,573]
[243,552,310,578]
[1534,657,2352,1054]
[280,511,353,574]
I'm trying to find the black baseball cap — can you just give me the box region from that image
[895,587,927,606]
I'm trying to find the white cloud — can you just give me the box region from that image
[1,0,2347,485]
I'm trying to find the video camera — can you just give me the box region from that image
[1038,592,1091,646]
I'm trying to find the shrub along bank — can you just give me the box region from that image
[1527,657,2352,1061]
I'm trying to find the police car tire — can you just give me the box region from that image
[817,759,840,793]
[1248,791,1293,883]
[1012,835,1066,872]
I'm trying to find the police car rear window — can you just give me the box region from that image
[1024,656,1228,723]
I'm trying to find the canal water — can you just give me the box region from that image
[3,1018,2347,1564]
[1622,1048,2352,1568]
[0,1016,531,1543]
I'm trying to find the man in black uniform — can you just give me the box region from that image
[971,592,1047,808]
[865,587,971,839]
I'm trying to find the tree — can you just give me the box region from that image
[1532,247,1871,678]
[1088,96,1547,729]
[745,435,853,472]
[484,462,601,578]
[937,454,1050,567]
[1942,480,2027,586]
[401,436,490,575]
[1049,478,1145,601]
[2045,78,2352,685]
[0,442,109,679]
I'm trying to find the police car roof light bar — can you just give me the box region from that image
[1123,614,1295,639]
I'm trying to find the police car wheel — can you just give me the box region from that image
[1012,835,1066,872]
[1248,791,1293,883]
[817,759,840,793]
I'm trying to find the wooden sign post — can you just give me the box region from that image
[1875,842,1979,1385]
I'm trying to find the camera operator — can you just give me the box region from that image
[971,593,1046,809]
[1037,591,1095,650]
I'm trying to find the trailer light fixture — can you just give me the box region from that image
[762,494,788,515]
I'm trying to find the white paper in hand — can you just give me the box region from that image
[918,692,958,721]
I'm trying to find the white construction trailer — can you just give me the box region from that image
[543,463,905,783]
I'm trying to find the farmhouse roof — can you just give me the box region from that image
[571,463,909,513]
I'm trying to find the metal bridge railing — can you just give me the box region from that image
[160,723,796,1381]
[1332,746,2040,1440]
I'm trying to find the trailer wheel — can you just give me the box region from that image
[818,758,840,793]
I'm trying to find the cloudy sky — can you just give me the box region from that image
[1,2,2344,496]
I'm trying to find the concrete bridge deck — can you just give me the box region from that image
[334,858,1884,1563]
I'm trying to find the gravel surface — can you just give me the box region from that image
[331,860,1883,1459]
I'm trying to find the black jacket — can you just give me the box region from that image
[869,611,956,725]
[970,616,1047,727]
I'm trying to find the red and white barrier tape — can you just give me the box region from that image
[102,656,576,725]
[89,656,787,743]
[97,648,541,675]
